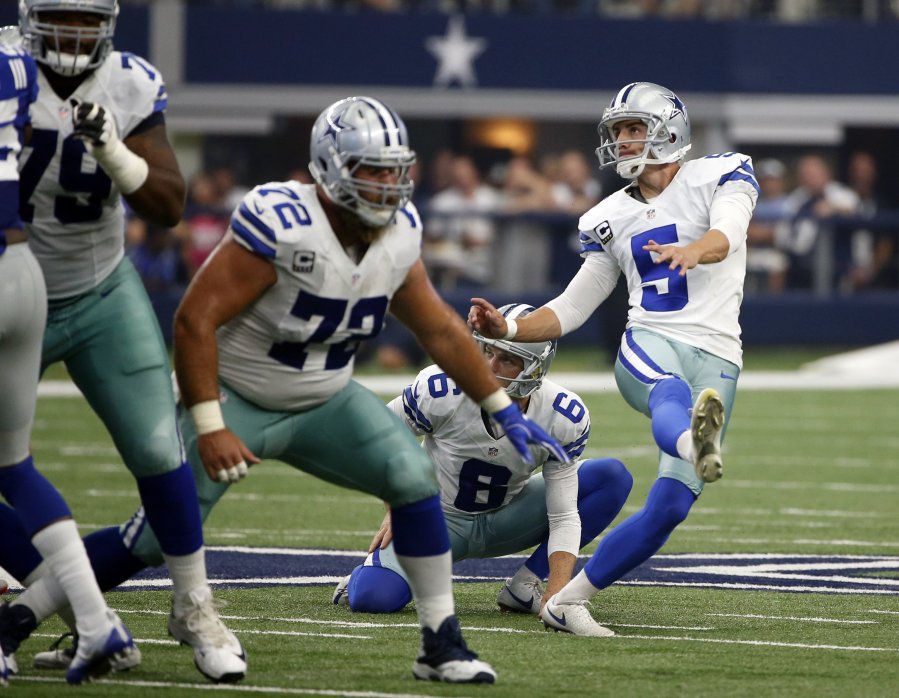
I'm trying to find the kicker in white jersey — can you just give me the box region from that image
[220,180,423,412]
[389,365,589,514]
[577,152,758,368]
[21,50,167,298]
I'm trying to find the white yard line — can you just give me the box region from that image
[705,613,877,624]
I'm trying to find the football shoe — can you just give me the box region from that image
[168,586,247,683]
[33,632,77,670]
[332,574,351,606]
[412,615,496,684]
[65,610,140,685]
[691,388,725,482]
[540,597,615,637]
[496,577,543,614]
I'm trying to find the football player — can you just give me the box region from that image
[6,96,572,684]
[469,82,759,635]
[0,35,139,686]
[333,304,632,638]
[0,0,246,683]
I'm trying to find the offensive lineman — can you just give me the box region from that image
[470,82,759,634]
[334,304,632,638]
[0,0,246,682]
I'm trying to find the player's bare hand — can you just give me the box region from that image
[368,511,393,552]
[468,297,506,339]
[197,429,260,484]
[643,239,701,277]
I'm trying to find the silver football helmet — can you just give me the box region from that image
[596,82,692,179]
[473,304,557,399]
[19,0,118,77]
[309,96,416,228]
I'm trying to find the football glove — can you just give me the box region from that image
[69,99,148,194]
[491,403,570,466]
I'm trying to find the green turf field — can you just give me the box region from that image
[6,376,898,697]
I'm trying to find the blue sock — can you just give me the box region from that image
[583,477,695,590]
[83,527,149,591]
[135,462,203,556]
[0,457,71,535]
[390,495,450,557]
[0,502,44,582]
[648,377,693,459]
[525,458,634,579]
[347,563,413,613]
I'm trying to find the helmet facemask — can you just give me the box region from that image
[471,303,557,399]
[595,82,692,180]
[309,97,416,229]
[20,1,118,77]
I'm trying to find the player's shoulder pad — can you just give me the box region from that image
[410,364,465,415]
[578,186,635,235]
[685,152,759,193]
[105,51,167,113]
[0,46,35,101]
[229,180,307,260]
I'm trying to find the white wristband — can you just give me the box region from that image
[480,388,513,414]
[189,399,225,435]
[502,318,518,340]
[92,138,149,195]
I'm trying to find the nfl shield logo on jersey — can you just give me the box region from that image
[292,251,315,273]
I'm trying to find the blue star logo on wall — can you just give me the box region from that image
[663,92,687,119]
[319,110,354,147]
[425,16,487,89]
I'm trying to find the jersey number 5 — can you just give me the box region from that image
[631,224,689,312]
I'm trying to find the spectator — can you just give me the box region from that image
[181,173,232,277]
[550,150,602,214]
[424,155,500,289]
[746,158,791,293]
[776,153,858,289]
[842,151,895,289]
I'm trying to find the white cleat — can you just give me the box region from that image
[332,574,351,606]
[412,616,496,684]
[168,587,247,684]
[65,610,141,685]
[691,388,725,483]
[33,633,76,670]
[540,597,615,637]
[496,577,543,614]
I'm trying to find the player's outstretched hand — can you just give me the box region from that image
[490,403,570,466]
[468,297,507,339]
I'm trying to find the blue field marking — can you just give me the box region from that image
[117,549,899,596]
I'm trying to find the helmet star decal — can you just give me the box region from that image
[318,109,354,147]
[663,92,687,119]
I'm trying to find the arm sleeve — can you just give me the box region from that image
[709,181,759,256]
[542,461,581,557]
[544,253,621,335]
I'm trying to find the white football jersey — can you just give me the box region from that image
[219,181,422,411]
[21,51,168,298]
[388,365,589,515]
[578,153,758,367]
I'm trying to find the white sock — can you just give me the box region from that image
[166,549,209,614]
[22,560,51,587]
[395,551,455,632]
[552,569,600,605]
[510,566,542,586]
[30,520,109,640]
[676,430,695,464]
[12,575,66,623]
